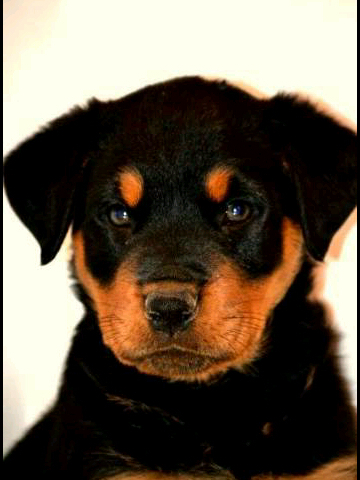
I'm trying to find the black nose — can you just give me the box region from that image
[145,291,197,336]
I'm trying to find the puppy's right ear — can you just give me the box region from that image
[265,95,357,261]
[4,100,101,265]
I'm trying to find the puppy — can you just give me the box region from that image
[3,77,357,479]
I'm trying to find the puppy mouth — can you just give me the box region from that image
[121,346,232,379]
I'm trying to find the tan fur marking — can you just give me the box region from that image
[262,422,272,436]
[99,454,357,480]
[205,166,233,203]
[119,168,144,207]
[252,454,357,479]
[188,217,303,375]
[72,218,303,382]
[73,232,149,357]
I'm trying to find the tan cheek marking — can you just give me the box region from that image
[194,217,303,366]
[103,454,356,479]
[119,168,144,207]
[72,232,149,358]
[252,454,357,479]
[259,216,304,310]
[205,166,233,203]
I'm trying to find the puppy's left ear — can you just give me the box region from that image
[266,95,357,261]
[3,100,101,265]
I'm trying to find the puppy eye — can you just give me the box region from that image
[108,205,131,226]
[225,200,251,222]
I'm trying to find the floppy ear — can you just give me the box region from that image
[266,95,357,261]
[3,100,101,265]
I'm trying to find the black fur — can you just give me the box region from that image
[3,77,357,479]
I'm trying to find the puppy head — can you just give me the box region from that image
[4,77,357,381]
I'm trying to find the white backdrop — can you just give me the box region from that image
[3,0,357,455]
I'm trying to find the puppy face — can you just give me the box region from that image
[71,83,304,381]
[5,77,355,382]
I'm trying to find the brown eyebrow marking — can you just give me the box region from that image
[118,168,144,207]
[205,166,234,203]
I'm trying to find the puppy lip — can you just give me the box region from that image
[120,347,234,378]
[121,345,232,363]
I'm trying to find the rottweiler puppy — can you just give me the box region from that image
[3,77,357,479]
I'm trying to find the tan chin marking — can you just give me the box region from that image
[119,167,144,208]
[122,348,234,383]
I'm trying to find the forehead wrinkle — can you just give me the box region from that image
[118,167,144,207]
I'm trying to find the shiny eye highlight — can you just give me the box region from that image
[225,199,252,222]
[108,205,131,226]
